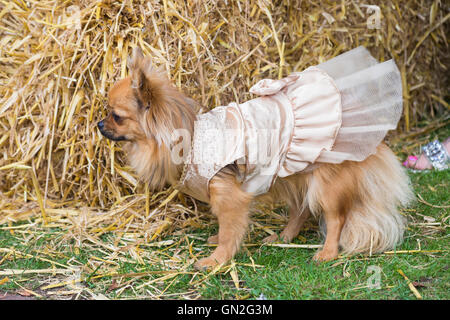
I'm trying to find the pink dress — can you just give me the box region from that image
[177,47,403,202]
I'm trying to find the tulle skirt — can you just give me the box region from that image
[315,46,403,164]
[271,46,403,176]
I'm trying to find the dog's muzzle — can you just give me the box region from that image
[97,120,127,141]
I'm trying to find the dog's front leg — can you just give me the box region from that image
[263,206,311,243]
[194,169,252,270]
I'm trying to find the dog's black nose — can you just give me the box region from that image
[97,120,104,130]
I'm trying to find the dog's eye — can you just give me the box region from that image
[112,113,121,122]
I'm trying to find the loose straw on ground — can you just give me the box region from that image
[0,0,448,299]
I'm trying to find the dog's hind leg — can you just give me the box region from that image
[313,209,345,262]
[263,206,310,243]
[308,163,356,262]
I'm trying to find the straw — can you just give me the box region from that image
[0,0,448,299]
[397,269,423,299]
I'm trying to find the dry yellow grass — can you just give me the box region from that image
[0,0,448,287]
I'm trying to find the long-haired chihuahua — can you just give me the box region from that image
[98,47,414,270]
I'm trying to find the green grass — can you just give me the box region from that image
[197,169,449,300]
[0,169,448,300]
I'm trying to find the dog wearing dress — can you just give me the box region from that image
[98,47,414,270]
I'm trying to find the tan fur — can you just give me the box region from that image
[196,166,252,268]
[99,48,414,270]
[263,144,414,261]
[100,48,197,190]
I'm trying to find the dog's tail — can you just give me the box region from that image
[338,144,415,254]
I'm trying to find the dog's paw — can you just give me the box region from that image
[262,232,293,244]
[194,256,223,271]
[207,234,219,244]
[262,234,279,243]
[312,249,338,262]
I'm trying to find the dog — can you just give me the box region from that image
[98,47,414,270]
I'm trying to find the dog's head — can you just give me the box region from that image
[98,47,195,145]
[97,75,141,142]
[98,47,197,188]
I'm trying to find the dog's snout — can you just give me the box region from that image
[97,120,104,130]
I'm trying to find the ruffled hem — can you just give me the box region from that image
[315,48,403,164]
[249,46,402,177]
[278,67,342,177]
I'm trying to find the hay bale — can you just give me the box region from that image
[0,0,448,239]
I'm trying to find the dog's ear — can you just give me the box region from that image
[128,47,144,69]
[127,47,155,109]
